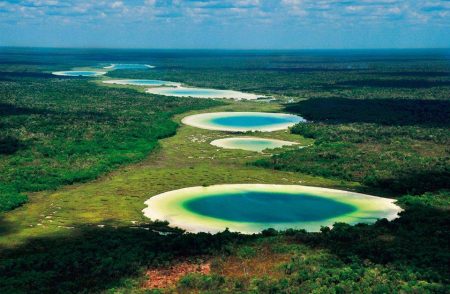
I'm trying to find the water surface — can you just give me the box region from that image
[52,71,106,77]
[143,184,402,234]
[146,87,263,100]
[184,192,356,223]
[211,137,298,152]
[182,112,305,132]
[104,64,155,69]
[103,79,180,86]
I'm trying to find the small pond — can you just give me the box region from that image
[210,137,299,152]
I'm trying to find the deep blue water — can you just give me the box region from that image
[211,115,301,127]
[184,192,356,223]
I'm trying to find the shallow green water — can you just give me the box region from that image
[210,137,298,152]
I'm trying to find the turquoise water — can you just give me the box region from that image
[109,79,177,86]
[234,140,274,146]
[210,115,301,128]
[184,192,356,223]
[211,137,297,152]
[107,64,153,69]
[182,112,305,132]
[147,87,261,99]
[159,88,226,96]
[57,71,102,76]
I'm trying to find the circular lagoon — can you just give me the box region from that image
[146,86,263,100]
[52,71,106,77]
[103,79,181,87]
[143,184,402,234]
[104,64,155,69]
[211,137,299,152]
[182,112,305,132]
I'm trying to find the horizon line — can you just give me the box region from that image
[1,46,449,51]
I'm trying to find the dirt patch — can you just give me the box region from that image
[216,245,291,280]
[143,260,211,290]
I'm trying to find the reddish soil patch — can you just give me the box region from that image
[216,246,291,279]
[143,261,211,290]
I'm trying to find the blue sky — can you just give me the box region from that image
[0,0,449,49]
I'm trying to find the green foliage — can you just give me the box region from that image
[0,184,27,212]
[286,97,450,127]
[180,191,449,293]
[106,52,450,100]
[292,190,450,286]
[254,98,450,194]
[0,74,221,211]
[0,225,247,293]
[237,246,257,260]
[178,273,226,291]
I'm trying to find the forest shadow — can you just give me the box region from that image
[0,215,18,235]
[364,71,450,78]
[0,71,60,81]
[0,221,249,293]
[0,136,25,155]
[335,79,450,88]
[365,169,450,195]
[0,102,114,120]
[285,98,450,127]
[0,103,53,116]
[294,199,450,284]
[262,67,361,73]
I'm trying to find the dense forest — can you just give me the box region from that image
[0,71,220,211]
[254,98,450,195]
[0,49,449,293]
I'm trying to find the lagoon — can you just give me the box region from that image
[52,71,106,77]
[146,86,263,100]
[182,112,305,132]
[103,79,181,86]
[104,64,155,69]
[142,184,402,234]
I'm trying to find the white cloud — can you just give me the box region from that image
[110,1,123,9]
[0,0,449,27]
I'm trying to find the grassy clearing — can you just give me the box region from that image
[0,101,347,247]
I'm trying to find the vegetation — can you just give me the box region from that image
[0,49,449,293]
[0,191,447,293]
[105,49,450,100]
[0,72,220,211]
[254,98,450,195]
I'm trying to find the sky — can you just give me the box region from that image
[0,0,449,49]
